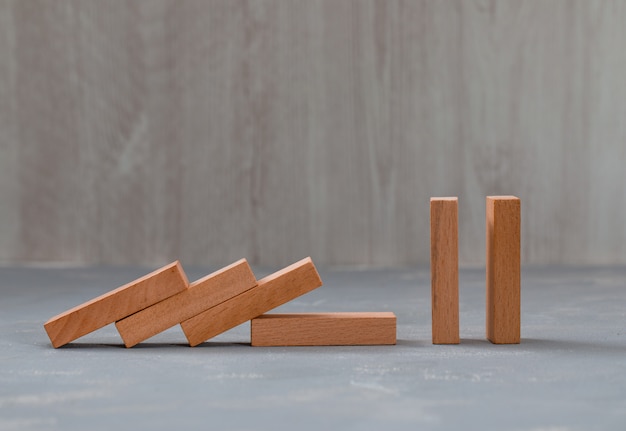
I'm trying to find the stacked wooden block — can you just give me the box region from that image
[44,257,396,348]
[45,195,521,348]
[431,195,521,345]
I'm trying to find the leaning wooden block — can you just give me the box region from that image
[180,257,322,346]
[251,312,397,346]
[115,259,257,347]
[486,196,521,344]
[44,261,188,348]
[430,197,460,344]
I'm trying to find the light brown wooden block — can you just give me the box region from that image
[430,197,460,344]
[115,259,257,347]
[180,257,322,346]
[250,312,396,346]
[486,196,521,344]
[44,261,188,348]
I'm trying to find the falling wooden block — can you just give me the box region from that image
[250,312,396,346]
[430,197,460,344]
[44,261,188,348]
[486,196,521,344]
[180,257,322,346]
[115,259,257,347]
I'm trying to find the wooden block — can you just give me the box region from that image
[115,259,257,347]
[430,197,460,344]
[250,312,397,346]
[180,257,322,346]
[486,196,521,344]
[44,261,188,348]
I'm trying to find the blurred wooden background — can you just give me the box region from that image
[1,0,625,267]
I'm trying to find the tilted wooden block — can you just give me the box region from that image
[430,197,460,344]
[115,259,257,347]
[250,312,397,346]
[180,257,322,346]
[44,261,188,348]
[486,196,521,344]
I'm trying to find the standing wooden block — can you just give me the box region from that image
[486,196,521,344]
[44,261,188,348]
[180,257,322,347]
[250,312,396,346]
[115,259,257,347]
[430,197,460,344]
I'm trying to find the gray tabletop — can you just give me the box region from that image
[1,264,625,431]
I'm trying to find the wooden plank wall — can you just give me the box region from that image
[1,0,625,267]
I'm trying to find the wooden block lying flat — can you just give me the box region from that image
[251,312,397,346]
[115,259,257,348]
[430,197,460,344]
[44,261,188,348]
[486,196,521,344]
[180,257,322,346]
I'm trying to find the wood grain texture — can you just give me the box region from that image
[430,197,459,344]
[486,196,521,344]
[115,258,256,348]
[181,257,322,347]
[251,312,397,346]
[44,261,188,348]
[1,1,626,267]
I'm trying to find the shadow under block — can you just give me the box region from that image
[250,312,397,346]
[180,257,322,347]
[44,261,188,348]
[430,197,460,344]
[486,196,521,344]
[115,259,257,348]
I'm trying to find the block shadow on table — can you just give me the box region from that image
[460,337,626,354]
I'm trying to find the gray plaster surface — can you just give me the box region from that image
[1,264,625,431]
